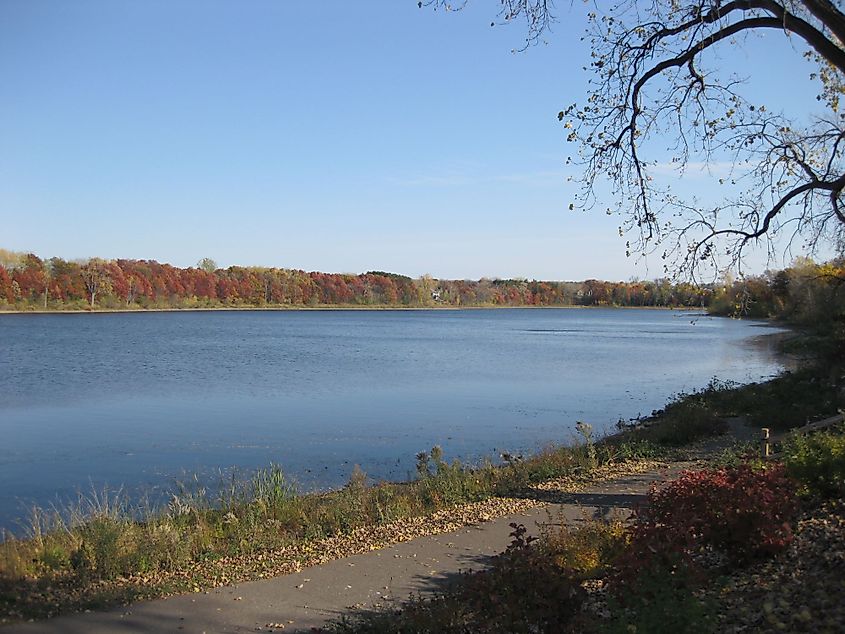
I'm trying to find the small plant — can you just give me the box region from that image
[252,464,301,524]
[414,450,431,478]
[71,515,136,580]
[331,465,370,532]
[575,421,598,470]
[413,446,494,507]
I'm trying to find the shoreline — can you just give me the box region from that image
[0,304,695,315]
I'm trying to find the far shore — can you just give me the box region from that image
[0,304,699,315]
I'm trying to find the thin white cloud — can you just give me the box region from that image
[389,168,569,188]
[648,160,751,178]
[391,172,476,187]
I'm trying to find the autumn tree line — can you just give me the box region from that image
[0,249,842,320]
[707,258,845,326]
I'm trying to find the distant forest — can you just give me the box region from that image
[0,250,841,321]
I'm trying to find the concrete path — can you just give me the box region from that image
[4,461,703,634]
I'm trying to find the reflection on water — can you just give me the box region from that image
[0,308,785,530]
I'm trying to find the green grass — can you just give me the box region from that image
[613,379,733,447]
[617,359,845,441]
[701,369,845,431]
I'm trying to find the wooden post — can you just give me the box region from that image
[761,428,771,458]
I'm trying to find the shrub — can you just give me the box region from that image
[619,463,799,578]
[782,428,845,498]
[455,523,585,632]
[606,463,798,632]
[38,545,68,570]
[541,516,628,578]
[71,516,135,580]
[649,396,727,446]
[250,464,304,529]
[575,421,598,470]
[707,367,845,431]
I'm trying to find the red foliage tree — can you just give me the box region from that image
[0,266,14,302]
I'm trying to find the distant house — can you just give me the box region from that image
[431,288,442,302]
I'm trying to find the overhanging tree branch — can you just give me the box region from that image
[564,0,845,278]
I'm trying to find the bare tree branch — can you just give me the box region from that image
[560,0,845,278]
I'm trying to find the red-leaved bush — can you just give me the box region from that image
[619,463,799,581]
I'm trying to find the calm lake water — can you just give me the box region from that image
[0,308,785,532]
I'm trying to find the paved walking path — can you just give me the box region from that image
[5,457,714,634]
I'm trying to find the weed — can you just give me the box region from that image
[251,464,303,528]
[575,421,598,470]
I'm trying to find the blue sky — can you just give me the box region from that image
[0,1,825,280]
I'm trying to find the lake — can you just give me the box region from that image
[0,308,785,532]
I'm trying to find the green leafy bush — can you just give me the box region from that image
[782,428,845,498]
[414,446,496,506]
